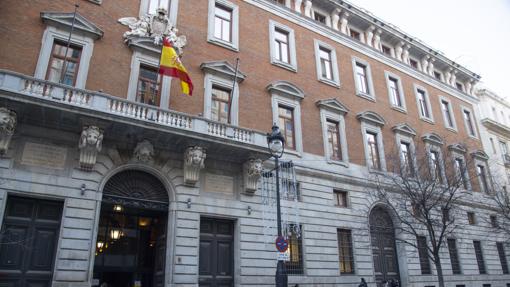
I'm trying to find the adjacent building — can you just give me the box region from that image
[0,0,508,286]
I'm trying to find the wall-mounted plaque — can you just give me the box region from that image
[21,142,67,170]
[204,173,234,195]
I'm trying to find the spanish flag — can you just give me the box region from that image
[159,37,193,96]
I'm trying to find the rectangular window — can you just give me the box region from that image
[463,109,476,137]
[282,179,301,202]
[433,71,442,81]
[454,158,469,189]
[337,229,355,274]
[327,120,342,160]
[490,215,498,228]
[473,241,486,274]
[278,105,295,150]
[381,45,392,56]
[430,150,443,182]
[319,47,333,80]
[366,132,380,170]
[214,4,232,42]
[447,238,461,275]
[455,82,464,92]
[477,165,489,193]
[497,242,509,274]
[389,77,402,107]
[285,225,303,275]
[467,212,476,225]
[500,141,509,162]
[400,141,414,176]
[417,89,431,119]
[314,11,326,23]
[334,190,348,207]
[441,100,455,128]
[136,65,161,106]
[274,28,290,63]
[409,59,418,69]
[147,0,170,15]
[417,236,431,274]
[211,86,231,123]
[46,40,82,86]
[350,29,361,40]
[355,63,370,94]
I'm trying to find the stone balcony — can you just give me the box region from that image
[0,69,269,161]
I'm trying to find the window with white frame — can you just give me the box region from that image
[462,107,477,137]
[207,0,239,51]
[393,124,417,176]
[136,64,162,106]
[211,85,231,123]
[400,141,415,176]
[352,58,375,100]
[358,112,386,171]
[440,97,457,130]
[454,157,470,190]
[314,40,340,86]
[500,141,509,162]
[423,134,446,183]
[385,72,405,111]
[414,85,433,122]
[268,81,304,155]
[36,13,101,89]
[476,164,490,193]
[313,10,327,24]
[429,149,444,182]
[433,70,443,82]
[269,21,297,71]
[146,0,170,15]
[317,99,349,165]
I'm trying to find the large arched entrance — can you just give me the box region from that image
[369,206,400,286]
[93,170,169,287]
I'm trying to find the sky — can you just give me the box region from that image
[351,0,510,98]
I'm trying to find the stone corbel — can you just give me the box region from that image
[331,8,341,31]
[78,126,104,170]
[421,55,430,73]
[243,158,263,193]
[450,70,457,86]
[427,58,435,76]
[304,0,312,17]
[365,25,375,47]
[395,41,404,61]
[133,139,154,163]
[339,12,349,35]
[0,108,17,155]
[402,44,411,64]
[444,68,452,85]
[373,29,382,51]
[294,0,303,13]
[183,146,206,185]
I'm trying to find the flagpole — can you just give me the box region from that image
[60,4,79,85]
[228,58,240,124]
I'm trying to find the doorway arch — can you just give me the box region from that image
[93,170,169,287]
[369,206,401,286]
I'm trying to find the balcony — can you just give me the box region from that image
[0,70,268,160]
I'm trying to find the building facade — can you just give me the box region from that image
[0,0,508,286]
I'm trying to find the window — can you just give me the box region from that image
[490,138,497,154]
[417,236,431,274]
[285,225,303,275]
[385,72,405,110]
[400,141,415,176]
[136,65,161,106]
[467,212,476,225]
[314,40,340,86]
[462,108,476,137]
[146,0,170,15]
[496,242,509,274]
[45,40,82,86]
[349,29,361,40]
[473,241,486,274]
[313,11,326,24]
[355,63,369,94]
[211,86,231,123]
[454,158,469,190]
[282,179,301,202]
[492,107,498,121]
[455,82,464,92]
[337,229,355,274]
[440,99,456,129]
[334,190,348,207]
[409,59,418,69]
[501,141,509,162]
[207,0,239,50]
[476,164,490,193]
[447,238,461,275]
[433,71,442,81]
[269,21,297,71]
[490,215,498,228]
[327,120,342,160]
[352,58,376,100]
[366,132,381,170]
[279,105,295,150]
[381,45,392,56]
[430,150,443,182]
[415,87,433,121]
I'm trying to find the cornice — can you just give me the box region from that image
[481,118,510,138]
[245,0,480,104]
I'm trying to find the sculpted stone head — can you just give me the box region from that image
[185,146,206,168]
[0,108,16,135]
[247,159,263,177]
[79,126,103,151]
[134,140,154,162]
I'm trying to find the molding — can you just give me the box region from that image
[40,12,103,39]
[470,150,489,161]
[266,80,305,100]
[421,133,444,146]
[356,111,385,127]
[448,143,467,154]
[481,118,510,139]
[125,36,162,54]
[269,20,298,72]
[391,123,416,137]
[315,98,349,115]
[200,61,246,82]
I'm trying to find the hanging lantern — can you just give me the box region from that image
[110,228,122,240]
[113,204,123,212]
[97,240,104,249]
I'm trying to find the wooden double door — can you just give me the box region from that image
[199,218,234,287]
[0,196,63,287]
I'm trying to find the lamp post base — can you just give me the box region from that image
[275,260,288,287]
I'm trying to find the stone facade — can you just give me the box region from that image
[0,0,508,287]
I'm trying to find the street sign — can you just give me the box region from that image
[275,236,289,253]
[277,252,290,261]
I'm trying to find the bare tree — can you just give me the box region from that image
[370,142,475,287]
[491,184,510,236]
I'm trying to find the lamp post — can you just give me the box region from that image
[266,124,288,287]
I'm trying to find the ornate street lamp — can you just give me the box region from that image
[266,124,287,287]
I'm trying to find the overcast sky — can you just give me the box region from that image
[351,0,510,98]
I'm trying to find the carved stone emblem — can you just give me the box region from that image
[183,146,206,185]
[78,126,103,170]
[0,107,17,155]
[133,139,154,163]
[243,158,263,193]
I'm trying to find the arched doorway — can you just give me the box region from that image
[369,206,400,287]
[93,170,169,287]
